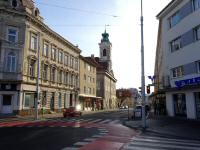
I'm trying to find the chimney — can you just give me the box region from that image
[91,54,94,59]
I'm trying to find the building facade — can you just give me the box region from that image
[155,0,200,119]
[0,0,80,115]
[79,55,102,111]
[95,31,117,109]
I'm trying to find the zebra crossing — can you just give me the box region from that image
[0,118,121,127]
[123,135,200,150]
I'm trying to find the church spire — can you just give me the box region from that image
[101,25,110,42]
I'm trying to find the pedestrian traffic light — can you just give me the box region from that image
[146,85,150,94]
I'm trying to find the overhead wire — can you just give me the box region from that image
[34,2,120,18]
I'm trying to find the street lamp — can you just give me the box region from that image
[140,0,146,128]
[35,32,41,120]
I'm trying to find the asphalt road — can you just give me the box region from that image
[0,109,130,150]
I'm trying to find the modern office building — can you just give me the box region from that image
[0,0,80,115]
[155,0,200,119]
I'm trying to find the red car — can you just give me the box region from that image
[63,107,82,118]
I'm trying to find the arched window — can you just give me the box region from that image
[103,49,106,56]
[6,52,16,72]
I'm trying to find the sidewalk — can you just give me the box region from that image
[124,115,200,140]
[0,109,119,120]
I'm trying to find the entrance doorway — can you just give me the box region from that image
[50,92,55,111]
[173,93,186,117]
[2,95,13,114]
[194,92,200,119]
[70,93,73,106]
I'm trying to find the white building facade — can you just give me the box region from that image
[155,0,200,119]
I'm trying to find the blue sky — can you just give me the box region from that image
[34,0,171,89]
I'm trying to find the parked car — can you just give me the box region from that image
[63,107,82,118]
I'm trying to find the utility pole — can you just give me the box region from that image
[35,32,41,120]
[140,0,146,128]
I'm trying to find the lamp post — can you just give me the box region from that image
[140,0,146,128]
[35,32,41,120]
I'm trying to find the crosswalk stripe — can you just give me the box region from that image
[99,119,111,124]
[124,135,200,150]
[136,135,200,144]
[108,119,120,124]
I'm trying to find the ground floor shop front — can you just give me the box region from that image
[0,83,78,115]
[166,89,200,119]
[78,94,103,111]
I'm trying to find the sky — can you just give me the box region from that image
[34,0,171,89]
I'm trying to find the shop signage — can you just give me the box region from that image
[175,76,200,88]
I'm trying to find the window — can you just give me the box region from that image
[84,74,86,81]
[30,32,37,51]
[169,11,180,28]
[42,64,48,80]
[58,93,62,108]
[93,78,95,83]
[87,65,91,71]
[6,52,16,72]
[93,88,95,94]
[29,59,35,77]
[172,66,183,78]
[51,47,56,61]
[24,93,35,108]
[88,87,92,94]
[64,72,69,85]
[41,91,47,107]
[11,0,18,8]
[7,27,17,43]
[70,56,74,68]
[75,75,78,87]
[58,51,63,63]
[58,70,62,83]
[71,74,74,86]
[195,26,200,41]
[43,42,49,57]
[193,0,200,10]
[51,67,56,82]
[197,61,200,73]
[75,58,78,70]
[64,54,69,66]
[170,37,181,52]
[84,86,86,93]
[103,49,107,56]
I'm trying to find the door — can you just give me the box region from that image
[173,93,186,117]
[2,95,13,114]
[194,92,200,119]
[50,92,55,111]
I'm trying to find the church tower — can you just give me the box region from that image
[99,30,112,72]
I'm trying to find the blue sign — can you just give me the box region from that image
[148,75,156,84]
[175,76,200,88]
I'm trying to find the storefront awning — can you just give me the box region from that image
[79,94,102,99]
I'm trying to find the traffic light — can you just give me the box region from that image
[146,85,150,94]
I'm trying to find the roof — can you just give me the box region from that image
[80,55,100,67]
[156,0,179,19]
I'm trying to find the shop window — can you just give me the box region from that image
[24,93,35,108]
[173,93,186,116]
